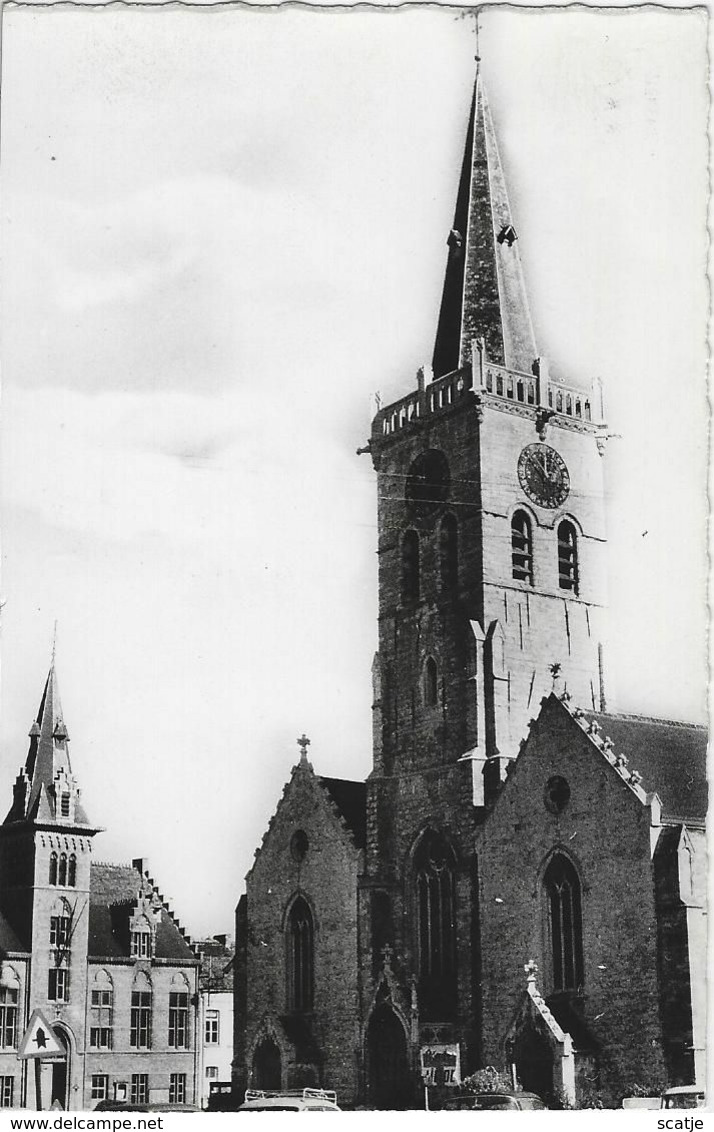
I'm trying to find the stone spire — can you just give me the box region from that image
[5,658,91,826]
[432,66,537,378]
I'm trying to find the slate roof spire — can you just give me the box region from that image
[5,654,91,826]
[432,63,537,378]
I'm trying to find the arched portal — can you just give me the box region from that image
[365,1004,411,1110]
[50,1026,70,1109]
[511,1017,554,1103]
[252,1037,281,1091]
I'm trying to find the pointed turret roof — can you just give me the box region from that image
[4,660,92,826]
[432,68,537,378]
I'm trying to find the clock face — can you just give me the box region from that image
[517,443,570,508]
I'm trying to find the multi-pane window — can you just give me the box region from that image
[287,897,313,1012]
[0,1077,14,1108]
[130,931,152,959]
[557,520,579,594]
[205,1010,219,1045]
[511,510,534,585]
[168,992,189,1048]
[205,1066,218,1080]
[130,980,152,1049]
[50,915,71,953]
[48,968,69,1002]
[49,909,71,1001]
[90,978,114,1049]
[545,854,584,992]
[130,1075,149,1106]
[91,1075,109,1102]
[169,1074,186,1105]
[0,987,18,1049]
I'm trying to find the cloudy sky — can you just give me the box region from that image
[0,4,708,936]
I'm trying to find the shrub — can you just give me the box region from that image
[461,1067,513,1095]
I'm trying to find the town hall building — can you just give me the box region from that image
[0,661,201,1110]
[233,66,707,1109]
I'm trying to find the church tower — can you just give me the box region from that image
[0,659,100,1079]
[369,68,608,798]
[359,67,609,1101]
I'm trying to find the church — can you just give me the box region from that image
[0,661,201,1110]
[233,66,707,1109]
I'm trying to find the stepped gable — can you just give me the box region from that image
[588,711,707,823]
[88,861,197,962]
[317,777,367,849]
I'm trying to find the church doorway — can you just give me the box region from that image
[50,1027,70,1109]
[252,1037,281,1091]
[365,1005,411,1110]
[512,1020,554,1103]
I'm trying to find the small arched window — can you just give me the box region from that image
[68,854,77,887]
[544,854,584,993]
[401,530,420,603]
[557,520,579,594]
[511,510,533,585]
[424,658,438,707]
[414,831,457,1020]
[439,515,458,592]
[58,853,67,887]
[287,897,313,1013]
[49,852,58,886]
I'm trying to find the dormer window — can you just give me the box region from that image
[131,931,152,960]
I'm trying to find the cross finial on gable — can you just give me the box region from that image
[297,734,311,763]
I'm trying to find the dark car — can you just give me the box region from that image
[440,1091,546,1111]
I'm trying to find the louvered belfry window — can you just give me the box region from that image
[511,510,533,585]
[557,520,579,594]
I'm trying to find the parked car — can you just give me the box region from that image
[661,1086,706,1109]
[93,1102,198,1112]
[440,1091,546,1111]
[238,1087,340,1112]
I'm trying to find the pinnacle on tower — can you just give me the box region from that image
[432,68,537,378]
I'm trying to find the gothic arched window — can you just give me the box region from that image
[544,854,584,993]
[286,897,313,1013]
[90,970,114,1050]
[414,831,457,1019]
[511,510,533,585]
[401,530,420,604]
[439,514,458,592]
[557,520,579,594]
[424,657,438,707]
[49,852,58,886]
[58,853,67,887]
[130,971,152,1049]
[68,854,77,887]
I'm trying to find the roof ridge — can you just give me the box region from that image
[593,710,707,730]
